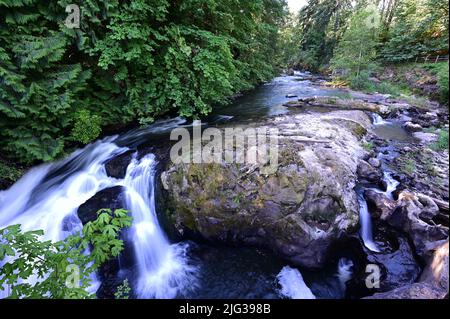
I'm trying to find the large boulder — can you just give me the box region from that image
[357,160,382,184]
[162,111,372,269]
[364,240,449,300]
[385,191,448,259]
[364,189,448,260]
[364,189,396,219]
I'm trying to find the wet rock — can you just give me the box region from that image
[402,146,413,153]
[413,132,438,144]
[364,283,444,299]
[403,122,423,132]
[77,186,126,224]
[283,100,304,108]
[368,158,381,168]
[346,226,421,298]
[357,160,382,183]
[386,191,448,259]
[286,69,295,76]
[105,150,135,179]
[398,114,413,123]
[162,111,372,269]
[368,231,421,292]
[364,189,396,219]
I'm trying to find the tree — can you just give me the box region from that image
[380,0,449,62]
[330,5,380,86]
[0,0,289,164]
[0,209,132,299]
[293,0,352,71]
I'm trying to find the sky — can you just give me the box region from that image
[287,0,307,13]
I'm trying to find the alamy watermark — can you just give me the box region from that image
[169,121,279,174]
[365,264,381,289]
[65,4,80,29]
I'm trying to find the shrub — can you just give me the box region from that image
[71,110,102,145]
[0,209,132,299]
[431,129,449,151]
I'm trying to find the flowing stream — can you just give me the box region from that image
[0,141,195,298]
[123,154,196,298]
[0,72,412,299]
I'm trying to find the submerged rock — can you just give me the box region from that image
[162,111,372,269]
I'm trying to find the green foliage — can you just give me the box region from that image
[71,110,102,145]
[401,155,417,175]
[283,0,448,82]
[380,0,449,63]
[114,279,131,299]
[431,129,449,151]
[362,141,374,152]
[0,160,24,183]
[423,62,449,104]
[0,0,288,164]
[0,209,132,299]
[330,6,380,80]
[436,63,449,105]
[293,0,353,71]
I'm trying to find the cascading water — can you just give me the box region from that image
[357,191,380,253]
[0,138,196,299]
[122,154,196,298]
[382,171,400,200]
[276,266,316,299]
[372,114,388,125]
[337,258,354,293]
[0,140,126,298]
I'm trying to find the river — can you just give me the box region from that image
[0,72,417,299]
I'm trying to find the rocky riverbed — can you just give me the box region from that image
[2,71,446,299]
[158,73,449,298]
[84,72,449,299]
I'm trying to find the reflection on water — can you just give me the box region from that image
[372,121,415,143]
[214,74,349,121]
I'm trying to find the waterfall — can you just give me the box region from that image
[122,154,197,299]
[0,140,196,299]
[0,140,124,298]
[357,192,380,253]
[372,114,388,125]
[383,171,400,200]
[337,258,353,293]
[276,266,316,299]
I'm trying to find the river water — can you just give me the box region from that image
[0,72,413,299]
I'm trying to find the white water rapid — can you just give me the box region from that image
[0,139,196,299]
[337,258,354,293]
[372,114,388,125]
[276,266,316,299]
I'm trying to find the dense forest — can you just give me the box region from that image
[1,0,448,168]
[0,0,288,164]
